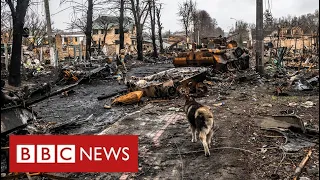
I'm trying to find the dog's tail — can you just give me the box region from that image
[195,107,213,122]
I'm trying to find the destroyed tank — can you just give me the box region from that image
[173,36,250,72]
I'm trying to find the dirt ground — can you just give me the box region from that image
[1,61,319,180]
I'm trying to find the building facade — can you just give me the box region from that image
[92,16,136,55]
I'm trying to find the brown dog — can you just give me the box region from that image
[184,94,214,157]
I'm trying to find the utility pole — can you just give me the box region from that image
[44,0,56,67]
[256,0,264,74]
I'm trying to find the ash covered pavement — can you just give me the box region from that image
[1,61,319,180]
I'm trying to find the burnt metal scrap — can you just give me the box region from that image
[127,67,208,98]
[0,65,109,137]
[56,65,109,85]
[255,115,318,152]
[173,37,250,72]
[1,107,36,135]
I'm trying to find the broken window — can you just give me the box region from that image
[93,29,98,34]
[64,37,68,43]
[115,29,119,34]
[74,37,78,42]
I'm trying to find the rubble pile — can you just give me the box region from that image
[127,67,208,99]
[1,37,319,179]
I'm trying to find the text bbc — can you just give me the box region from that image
[17,145,130,163]
[10,135,138,172]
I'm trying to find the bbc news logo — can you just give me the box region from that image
[16,144,76,163]
[10,135,138,172]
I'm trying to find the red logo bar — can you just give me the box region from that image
[9,135,138,172]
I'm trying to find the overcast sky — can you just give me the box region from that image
[43,0,319,32]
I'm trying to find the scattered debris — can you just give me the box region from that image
[256,115,318,152]
[1,107,36,135]
[61,90,75,97]
[111,91,144,105]
[255,115,306,133]
[104,105,112,109]
[127,67,207,99]
[262,103,273,107]
[301,101,316,108]
[1,29,319,179]
[288,102,298,107]
[213,102,225,107]
[293,150,313,180]
[173,36,250,73]
[168,107,181,112]
[280,131,316,152]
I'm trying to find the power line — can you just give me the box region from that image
[51,6,72,16]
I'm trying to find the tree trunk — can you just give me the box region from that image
[119,0,125,51]
[9,19,23,87]
[317,28,319,55]
[149,0,158,58]
[193,20,197,43]
[130,0,148,61]
[85,0,93,60]
[185,27,189,49]
[8,0,30,87]
[156,6,164,53]
[103,29,108,45]
[136,26,143,61]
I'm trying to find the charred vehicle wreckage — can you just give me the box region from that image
[173,36,250,72]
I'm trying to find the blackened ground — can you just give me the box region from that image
[1,62,319,180]
[30,63,174,135]
[53,70,318,180]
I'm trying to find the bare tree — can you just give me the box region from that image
[95,16,114,48]
[193,10,217,40]
[155,3,163,53]
[119,0,125,51]
[233,20,249,47]
[213,27,224,37]
[61,0,110,59]
[24,10,47,46]
[148,0,157,58]
[177,0,196,45]
[5,0,30,87]
[85,0,93,60]
[1,1,13,43]
[129,0,149,60]
[100,0,128,53]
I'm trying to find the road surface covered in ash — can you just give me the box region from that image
[19,63,320,180]
[31,63,174,135]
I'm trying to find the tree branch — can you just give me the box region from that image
[5,0,15,17]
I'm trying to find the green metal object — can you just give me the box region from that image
[274,47,287,68]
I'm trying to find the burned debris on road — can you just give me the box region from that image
[1,0,319,179]
[2,43,318,179]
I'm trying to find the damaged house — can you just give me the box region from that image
[264,27,319,51]
[92,16,136,55]
[55,32,86,60]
